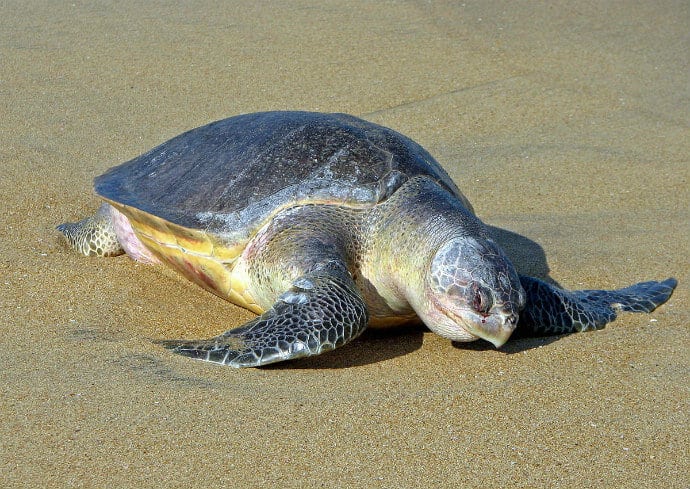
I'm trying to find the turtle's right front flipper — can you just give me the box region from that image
[159,261,369,367]
[517,275,677,337]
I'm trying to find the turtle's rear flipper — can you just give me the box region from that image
[158,261,369,367]
[516,276,677,337]
[57,203,124,257]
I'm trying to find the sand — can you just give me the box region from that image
[1,1,688,487]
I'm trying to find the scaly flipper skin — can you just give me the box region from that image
[56,203,124,257]
[517,276,677,336]
[158,261,369,367]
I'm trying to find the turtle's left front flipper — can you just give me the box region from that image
[516,275,677,337]
[158,261,369,367]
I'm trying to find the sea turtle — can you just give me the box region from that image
[58,111,677,367]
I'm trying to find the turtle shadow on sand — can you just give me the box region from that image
[270,323,427,370]
[274,225,561,370]
[274,325,561,370]
[486,224,561,288]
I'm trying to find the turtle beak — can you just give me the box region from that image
[481,328,512,348]
[473,312,518,348]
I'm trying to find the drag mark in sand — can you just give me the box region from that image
[362,75,523,117]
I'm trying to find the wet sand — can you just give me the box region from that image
[1,1,688,487]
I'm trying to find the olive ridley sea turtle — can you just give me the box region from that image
[57,111,677,367]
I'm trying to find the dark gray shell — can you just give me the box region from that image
[95,111,464,241]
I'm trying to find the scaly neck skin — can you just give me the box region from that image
[362,176,490,319]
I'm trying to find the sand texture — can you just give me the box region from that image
[1,1,688,487]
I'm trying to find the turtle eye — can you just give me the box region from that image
[472,285,492,315]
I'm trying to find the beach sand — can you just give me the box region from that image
[1,1,688,487]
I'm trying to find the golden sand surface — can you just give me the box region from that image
[1,1,688,487]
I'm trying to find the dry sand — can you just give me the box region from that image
[1,1,688,487]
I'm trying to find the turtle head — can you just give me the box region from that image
[419,236,525,347]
